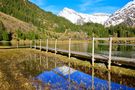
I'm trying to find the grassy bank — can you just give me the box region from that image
[0,48,135,89]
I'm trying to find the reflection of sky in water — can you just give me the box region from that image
[35,66,135,90]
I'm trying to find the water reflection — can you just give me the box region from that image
[108,71,111,90]
[92,67,94,90]
[0,40,134,58]
[21,53,135,89]
[91,67,111,90]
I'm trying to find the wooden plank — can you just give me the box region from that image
[113,37,135,41]
[94,38,109,41]
[34,46,135,67]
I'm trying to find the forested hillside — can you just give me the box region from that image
[0,0,135,41]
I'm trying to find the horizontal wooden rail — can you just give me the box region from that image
[94,38,109,41]
[90,37,135,41]
[113,37,135,41]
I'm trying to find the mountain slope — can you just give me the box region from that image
[105,0,135,27]
[0,12,37,32]
[58,7,110,25]
[0,0,77,32]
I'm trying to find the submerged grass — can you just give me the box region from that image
[0,48,135,89]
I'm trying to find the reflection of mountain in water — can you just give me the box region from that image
[34,66,135,89]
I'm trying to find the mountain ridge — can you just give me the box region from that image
[59,0,135,27]
[105,0,135,27]
[58,7,110,25]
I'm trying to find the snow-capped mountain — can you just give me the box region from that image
[105,0,135,27]
[59,0,135,27]
[58,7,110,25]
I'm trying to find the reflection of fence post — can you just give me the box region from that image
[92,67,94,90]
[46,39,48,53]
[68,62,71,83]
[108,37,112,70]
[55,59,57,68]
[40,55,41,65]
[108,71,111,90]
[46,57,48,69]
[68,38,71,58]
[92,37,95,66]
[40,39,42,51]
[55,39,57,55]
[35,54,36,62]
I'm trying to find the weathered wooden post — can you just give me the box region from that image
[40,39,42,51]
[92,37,95,67]
[46,39,48,53]
[30,40,32,48]
[17,40,19,48]
[55,39,57,55]
[108,37,112,70]
[68,38,71,59]
[35,40,36,49]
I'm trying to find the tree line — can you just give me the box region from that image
[0,0,135,41]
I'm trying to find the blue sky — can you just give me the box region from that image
[30,0,132,14]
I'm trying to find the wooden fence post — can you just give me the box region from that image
[17,40,19,48]
[35,40,36,49]
[30,40,32,48]
[40,39,42,51]
[92,37,95,66]
[108,37,112,70]
[68,38,71,59]
[55,39,57,55]
[46,39,48,53]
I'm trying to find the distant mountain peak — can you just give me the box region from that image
[59,0,135,27]
[58,7,110,25]
[105,0,135,27]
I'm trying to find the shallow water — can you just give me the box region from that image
[0,41,135,58]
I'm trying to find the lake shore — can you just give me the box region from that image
[0,48,135,89]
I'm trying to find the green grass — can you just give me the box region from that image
[0,48,135,89]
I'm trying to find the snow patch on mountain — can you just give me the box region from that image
[58,7,110,25]
[105,0,135,27]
